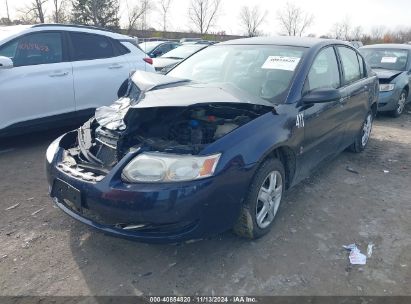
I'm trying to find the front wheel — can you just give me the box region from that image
[349,112,373,153]
[390,90,407,118]
[233,158,285,239]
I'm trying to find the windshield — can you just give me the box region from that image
[360,48,409,71]
[168,45,306,103]
[138,41,162,54]
[161,45,205,59]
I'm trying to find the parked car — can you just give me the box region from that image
[139,41,180,58]
[152,44,208,72]
[46,37,378,243]
[348,41,364,49]
[360,44,411,117]
[0,24,154,136]
[180,37,202,43]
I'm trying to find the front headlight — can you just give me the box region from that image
[46,136,62,163]
[379,84,395,92]
[122,152,221,183]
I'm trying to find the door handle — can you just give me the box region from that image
[108,64,123,69]
[49,71,68,77]
[339,96,350,104]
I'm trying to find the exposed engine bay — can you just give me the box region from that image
[57,71,274,179]
[60,103,271,175]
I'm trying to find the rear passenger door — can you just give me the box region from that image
[300,46,346,176]
[69,32,130,116]
[336,46,369,148]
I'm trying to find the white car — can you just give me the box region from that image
[0,24,154,136]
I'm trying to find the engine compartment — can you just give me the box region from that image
[119,103,271,155]
[59,103,272,173]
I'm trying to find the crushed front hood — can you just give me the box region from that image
[131,70,189,91]
[374,68,403,81]
[95,71,274,130]
[131,82,274,109]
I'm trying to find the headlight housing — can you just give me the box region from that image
[379,84,395,92]
[46,136,62,163]
[122,152,221,183]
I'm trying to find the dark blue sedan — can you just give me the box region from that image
[46,37,378,243]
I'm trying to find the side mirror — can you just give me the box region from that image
[0,56,13,69]
[302,88,341,104]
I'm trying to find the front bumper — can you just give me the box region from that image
[46,132,255,243]
[377,89,401,112]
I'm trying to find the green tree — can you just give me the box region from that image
[71,0,119,28]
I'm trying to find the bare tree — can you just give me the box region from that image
[51,0,68,23]
[124,0,152,33]
[188,0,221,34]
[331,18,351,40]
[239,5,267,37]
[351,25,363,41]
[370,26,386,41]
[277,2,313,36]
[158,0,172,32]
[19,0,48,23]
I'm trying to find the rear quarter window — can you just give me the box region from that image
[70,32,115,61]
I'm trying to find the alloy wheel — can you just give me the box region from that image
[397,92,407,115]
[361,113,373,147]
[255,171,283,229]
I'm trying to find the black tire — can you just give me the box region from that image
[390,90,407,118]
[349,111,373,153]
[233,158,285,239]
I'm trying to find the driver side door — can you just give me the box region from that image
[0,31,74,133]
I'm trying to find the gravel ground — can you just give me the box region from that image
[0,108,410,296]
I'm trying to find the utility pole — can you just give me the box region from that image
[5,0,11,23]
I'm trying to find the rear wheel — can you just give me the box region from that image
[390,90,407,118]
[349,112,373,153]
[233,158,285,239]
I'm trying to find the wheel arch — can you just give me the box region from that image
[403,85,409,97]
[257,145,297,190]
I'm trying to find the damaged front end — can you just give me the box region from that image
[58,71,274,180]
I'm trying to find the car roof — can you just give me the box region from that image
[0,23,132,42]
[361,44,411,50]
[219,36,344,48]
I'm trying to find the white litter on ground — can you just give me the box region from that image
[367,243,374,258]
[343,244,367,265]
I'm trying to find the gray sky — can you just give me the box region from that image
[3,0,411,36]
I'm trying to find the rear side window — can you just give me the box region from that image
[338,46,361,84]
[0,32,63,67]
[113,40,130,55]
[304,47,340,93]
[70,32,114,61]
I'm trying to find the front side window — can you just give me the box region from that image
[168,45,306,103]
[70,32,114,61]
[304,47,340,93]
[360,48,408,71]
[0,32,63,67]
[338,47,362,84]
[0,40,18,59]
